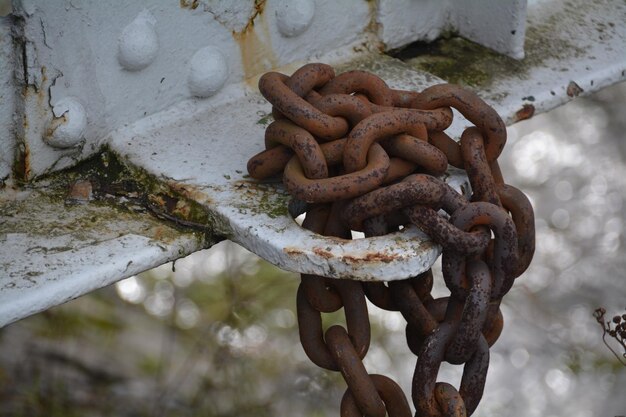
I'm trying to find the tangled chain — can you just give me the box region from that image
[247,63,535,416]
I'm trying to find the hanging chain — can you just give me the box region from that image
[247,63,535,416]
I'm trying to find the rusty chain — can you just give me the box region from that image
[247,63,535,416]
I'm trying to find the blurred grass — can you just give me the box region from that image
[0,243,348,417]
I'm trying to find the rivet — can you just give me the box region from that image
[44,97,87,148]
[118,10,158,71]
[188,46,229,98]
[275,0,315,38]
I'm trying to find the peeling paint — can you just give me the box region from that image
[513,103,535,122]
[566,81,584,97]
[16,64,53,180]
[342,251,398,264]
[249,0,268,30]
[179,0,262,34]
[167,181,213,206]
[0,16,16,181]
[284,247,304,256]
[44,97,87,148]
[313,247,333,259]
[13,141,31,181]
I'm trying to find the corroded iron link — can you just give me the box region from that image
[259,71,349,140]
[265,119,329,179]
[248,63,536,416]
[445,260,491,365]
[411,84,507,161]
[497,184,536,277]
[434,382,467,417]
[283,143,390,203]
[382,134,448,176]
[341,374,412,417]
[319,70,395,106]
[327,326,387,417]
[460,127,501,206]
[343,108,453,173]
[446,202,520,300]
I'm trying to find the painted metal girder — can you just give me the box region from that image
[107,0,626,281]
[1,0,626,327]
[0,181,206,328]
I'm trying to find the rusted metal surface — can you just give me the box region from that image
[250,64,535,416]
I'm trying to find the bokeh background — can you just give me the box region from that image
[1,82,625,417]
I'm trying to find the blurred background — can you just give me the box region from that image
[1,82,625,417]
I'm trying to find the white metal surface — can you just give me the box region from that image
[1,0,626,326]
[377,0,526,58]
[9,0,372,179]
[0,183,204,327]
[469,0,626,124]
[7,0,526,180]
[453,0,526,59]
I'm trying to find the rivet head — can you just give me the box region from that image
[275,0,315,38]
[188,46,229,98]
[44,97,87,148]
[118,10,158,71]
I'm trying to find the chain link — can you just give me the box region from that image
[248,63,535,416]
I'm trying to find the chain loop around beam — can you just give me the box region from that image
[248,63,535,416]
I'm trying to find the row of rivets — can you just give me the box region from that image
[45,1,315,148]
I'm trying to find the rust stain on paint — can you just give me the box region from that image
[233,2,277,84]
[513,103,535,122]
[567,81,584,97]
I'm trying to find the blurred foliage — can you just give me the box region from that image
[0,243,350,417]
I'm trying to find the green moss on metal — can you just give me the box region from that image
[257,188,290,219]
[256,112,274,126]
[393,36,492,87]
[35,148,224,247]
[232,180,290,221]
[389,14,585,89]
[0,184,189,255]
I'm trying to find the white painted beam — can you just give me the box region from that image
[453,0,527,59]
[5,0,527,180]
[8,0,371,179]
[0,185,206,328]
[104,0,626,282]
[376,0,527,58]
[1,0,625,327]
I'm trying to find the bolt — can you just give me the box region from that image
[44,97,87,148]
[275,0,315,38]
[118,10,158,71]
[188,46,229,98]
